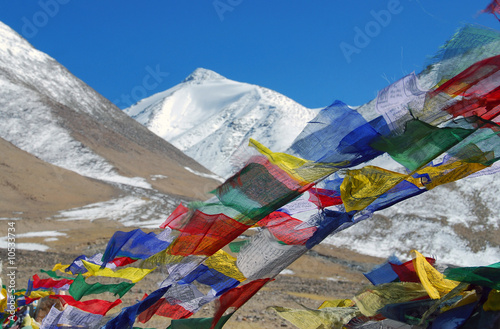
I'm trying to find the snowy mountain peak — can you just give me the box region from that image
[125,71,321,178]
[182,68,226,84]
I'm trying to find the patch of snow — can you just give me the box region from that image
[53,189,181,228]
[150,174,168,181]
[279,269,295,275]
[184,167,224,183]
[16,231,66,238]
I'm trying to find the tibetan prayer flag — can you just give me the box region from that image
[305,210,354,249]
[167,313,233,329]
[412,250,460,299]
[391,257,436,283]
[353,282,429,316]
[49,295,121,316]
[271,305,361,329]
[168,209,250,256]
[211,279,271,329]
[178,264,240,296]
[204,250,246,282]
[68,274,135,301]
[308,187,343,208]
[137,297,193,323]
[370,119,475,171]
[258,211,317,245]
[82,260,155,283]
[443,262,500,290]
[289,100,384,165]
[28,274,73,292]
[101,228,173,266]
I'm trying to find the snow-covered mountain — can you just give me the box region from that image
[125,68,321,178]
[0,21,220,224]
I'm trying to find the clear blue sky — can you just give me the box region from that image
[0,1,498,109]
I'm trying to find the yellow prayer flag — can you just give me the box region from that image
[0,288,7,313]
[484,290,500,311]
[318,299,353,309]
[82,260,155,283]
[205,250,246,282]
[340,166,406,212]
[26,290,55,300]
[51,263,71,274]
[271,305,360,329]
[411,250,460,299]
[249,139,340,183]
[353,282,428,316]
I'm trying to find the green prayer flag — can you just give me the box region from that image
[371,119,475,171]
[444,262,500,290]
[40,269,74,280]
[69,274,135,301]
[167,312,233,329]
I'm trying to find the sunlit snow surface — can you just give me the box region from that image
[53,185,182,228]
[126,68,321,178]
[0,23,151,189]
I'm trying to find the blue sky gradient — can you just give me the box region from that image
[0,1,498,109]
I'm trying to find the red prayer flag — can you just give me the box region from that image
[111,256,138,267]
[258,211,317,245]
[137,296,193,323]
[211,278,272,329]
[390,257,436,283]
[160,203,190,230]
[169,210,250,256]
[49,294,122,316]
[308,188,343,208]
[31,274,74,290]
